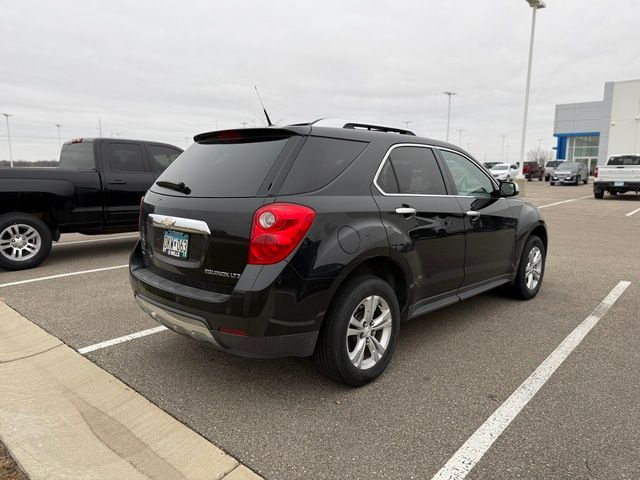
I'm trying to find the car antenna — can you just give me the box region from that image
[254,86,273,126]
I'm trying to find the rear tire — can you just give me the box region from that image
[315,275,400,387]
[506,235,545,300]
[550,182,555,186]
[0,213,52,271]
[594,189,604,199]
[575,175,581,185]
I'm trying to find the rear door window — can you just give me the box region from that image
[376,146,447,195]
[279,136,367,195]
[154,138,289,197]
[106,143,147,173]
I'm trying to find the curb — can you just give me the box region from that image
[0,301,262,480]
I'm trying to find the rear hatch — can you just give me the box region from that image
[142,128,306,294]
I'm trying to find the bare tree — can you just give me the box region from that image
[527,147,554,165]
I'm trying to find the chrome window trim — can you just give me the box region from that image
[148,214,211,235]
[372,143,500,198]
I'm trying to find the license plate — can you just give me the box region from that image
[614,181,624,186]
[162,230,189,259]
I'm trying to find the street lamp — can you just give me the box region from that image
[517,0,546,180]
[2,113,13,167]
[443,91,456,142]
[55,123,62,148]
[457,129,465,145]
[500,135,507,163]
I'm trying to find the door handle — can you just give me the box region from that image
[395,207,416,215]
[466,210,481,220]
[108,179,127,185]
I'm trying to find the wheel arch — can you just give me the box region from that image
[325,255,410,323]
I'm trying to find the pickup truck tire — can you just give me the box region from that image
[0,213,52,271]
[315,275,400,387]
[507,235,545,300]
[575,176,581,186]
[594,189,604,199]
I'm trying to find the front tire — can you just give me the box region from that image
[507,235,545,300]
[315,276,400,387]
[0,213,52,271]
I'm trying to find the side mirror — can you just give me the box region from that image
[499,181,519,197]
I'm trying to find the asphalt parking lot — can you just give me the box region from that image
[1,182,639,480]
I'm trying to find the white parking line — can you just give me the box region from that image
[53,234,139,246]
[0,264,128,288]
[431,280,631,480]
[78,326,168,354]
[538,195,592,209]
[625,207,640,217]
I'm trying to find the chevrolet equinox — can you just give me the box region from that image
[129,121,547,386]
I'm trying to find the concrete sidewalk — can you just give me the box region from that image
[0,301,262,480]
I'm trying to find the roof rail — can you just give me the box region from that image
[292,118,416,136]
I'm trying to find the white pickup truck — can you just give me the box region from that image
[593,155,640,199]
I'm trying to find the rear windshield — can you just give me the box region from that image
[279,136,368,195]
[608,155,640,166]
[154,138,288,197]
[546,161,561,168]
[59,142,96,169]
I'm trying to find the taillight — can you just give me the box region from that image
[248,203,315,265]
[594,167,599,178]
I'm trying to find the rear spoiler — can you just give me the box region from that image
[194,128,302,144]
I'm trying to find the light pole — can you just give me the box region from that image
[517,0,546,180]
[443,91,456,142]
[402,121,412,130]
[500,135,507,163]
[55,123,62,148]
[457,129,465,145]
[2,113,13,167]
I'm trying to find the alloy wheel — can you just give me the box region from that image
[525,246,543,291]
[0,224,41,262]
[346,295,393,370]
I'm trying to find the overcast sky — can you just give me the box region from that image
[1,0,639,161]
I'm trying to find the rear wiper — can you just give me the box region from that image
[156,180,191,194]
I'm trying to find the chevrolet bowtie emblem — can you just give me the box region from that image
[161,217,176,227]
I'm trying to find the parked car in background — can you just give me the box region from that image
[0,137,183,270]
[130,122,547,386]
[489,163,518,182]
[483,161,501,170]
[544,160,564,181]
[549,161,588,186]
[523,161,544,181]
[593,154,640,198]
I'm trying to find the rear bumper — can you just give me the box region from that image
[129,242,330,358]
[594,181,640,192]
[134,294,318,358]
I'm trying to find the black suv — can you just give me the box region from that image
[130,122,547,386]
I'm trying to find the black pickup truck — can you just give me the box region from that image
[0,138,182,270]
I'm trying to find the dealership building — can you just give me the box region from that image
[553,79,640,173]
